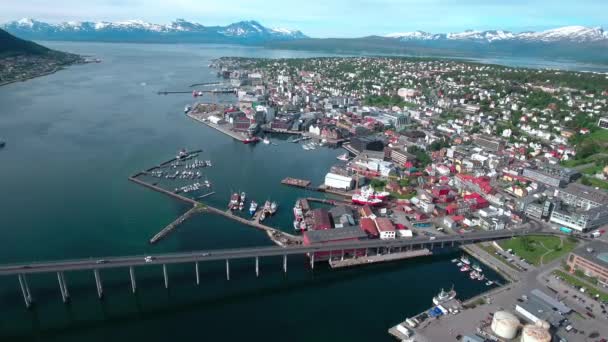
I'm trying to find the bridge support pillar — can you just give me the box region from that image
[57,272,69,303]
[341,250,344,261]
[195,262,200,285]
[94,269,103,299]
[255,257,259,277]
[283,255,287,273]
[129,267,136,293]
[18,274,32,308]
[376,247,380,255]
[365,249,368,257]
[226,260,230,281]
[451,240,455,247]
[310,254,315,270]
[163,264,168,289]
[441,241,444,248]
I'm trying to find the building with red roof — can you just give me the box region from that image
[360,218,379,238]
[374,217,396,240]
[310,208,332,230]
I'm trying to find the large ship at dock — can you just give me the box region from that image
[351,187,383,206]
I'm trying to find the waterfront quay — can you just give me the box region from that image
[186,103,248,142]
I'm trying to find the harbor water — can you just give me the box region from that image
[0,41,504,341]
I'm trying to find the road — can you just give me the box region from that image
[0,222,543,276]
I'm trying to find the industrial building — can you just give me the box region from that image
[309,208,332,230]
[324,172,354,190]
[567,241,608,286]
[302,226,367,261]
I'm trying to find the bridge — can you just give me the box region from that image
[1,223,545,308]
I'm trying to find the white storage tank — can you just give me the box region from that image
[521,321,551,342]
[491,310,520,339]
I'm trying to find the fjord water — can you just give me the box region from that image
[0,42,501,341]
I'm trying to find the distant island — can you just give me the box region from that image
[0,28,84,87]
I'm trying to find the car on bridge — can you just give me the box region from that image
[144,256,155,263]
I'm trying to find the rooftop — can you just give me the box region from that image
[561,183,608,205]
[304,226,367,243]
[572,240,608,269]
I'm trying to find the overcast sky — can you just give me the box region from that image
[2,0,607,37]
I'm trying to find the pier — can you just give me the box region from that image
[329,248,432,268]
[186,112,247,142]
[149,205,204,244]
[281,177,312,188]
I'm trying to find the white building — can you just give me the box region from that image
[324,173,354,190]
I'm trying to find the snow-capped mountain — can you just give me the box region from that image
[2,18,307,43]
[385,26,607,43]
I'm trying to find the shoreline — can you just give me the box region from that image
[0,57,88,88]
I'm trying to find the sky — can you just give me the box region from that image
[1,0,607,38]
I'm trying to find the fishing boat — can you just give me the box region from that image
[451,258,459,263]
[337,153,350,161]
[477,273,485,281]
[456,262,463,267]
[302,144,310,150]
[432,286,457,305]
[472,263,483,273]
[459,265,470,272]
[469,271,480,280]
[270,201,278,214]
[239,192,246,211]
[293,200,304,221]
[249,201,258,217]
[228,193,240,210]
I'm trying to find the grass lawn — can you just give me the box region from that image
[581,164,604,175]
[390,191,417,200]
[583,176,608,190]
[498,235,578,266]
[553,270,608,302]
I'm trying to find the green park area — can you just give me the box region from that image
[553,270,608,302]
[498,235,578,266]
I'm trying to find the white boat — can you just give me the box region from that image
[472,263,482,273]
[432,287,457,305]
[302,145,310,150]
[263,137,270,145]
[460,256,471,265]
[184,105,191,113]
[485,280,494,286]
[337,153,350,161]
[456,262,463,267]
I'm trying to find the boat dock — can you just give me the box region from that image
[329,248,432,269]
[203,206,301,246]
[149,205,204,244]
[388,297,464,342]
[281,177,312,188]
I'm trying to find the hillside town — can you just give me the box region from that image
[184,57,608,341]
[202,56,608,236]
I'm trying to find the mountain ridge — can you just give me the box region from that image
[3,18,307,43]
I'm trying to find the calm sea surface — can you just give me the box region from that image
[0,41,527,341]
